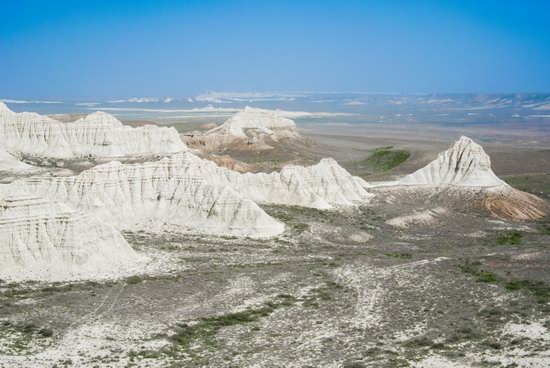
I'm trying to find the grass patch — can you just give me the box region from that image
[1,280,111,299]
[291,222,310,233]
[126,275,143,285]
[447,325,481,343]
[136,294,297,359]
[384,252,412,259]
[0,321,53,354]
[503,173,550,197]
[482,340,503,350]
[459,258,550,305]
[496,231,523,245]
[364,147,410,172]
[505,280,550,303]
[170,308,270,349]
[538,222,550,235]
[478,271,499,283]
[301,280,347,308]
[404,336,434,348]
[457,259,499,283]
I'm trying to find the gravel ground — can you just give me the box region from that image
[0,198,548,367]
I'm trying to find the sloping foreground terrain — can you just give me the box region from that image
[0,197,547,367]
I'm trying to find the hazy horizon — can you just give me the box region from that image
[2,0,549,98]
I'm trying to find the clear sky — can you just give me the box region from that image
[1,0,549,98]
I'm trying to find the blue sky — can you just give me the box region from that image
[1,0,549,98]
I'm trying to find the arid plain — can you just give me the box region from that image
[0,94,548,368]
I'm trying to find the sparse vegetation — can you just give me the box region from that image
[538,222,550,235]
[496,231,523,245]
[0,321,53,354]
[291,222,310,233]
[38,328,53,338]
[505,280,550,303]
[126,275,143,285]
[458,258,500,283]
[137,295,298,359]
[364,147,411,172]
[459,259,550,305]
[478,271,499,283]
[384,252,412,259]
[503,173,550,198]
[2,147,548,366]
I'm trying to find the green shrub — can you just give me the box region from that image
[478,271,498,283]
[496,231,523,245]
[385,252,412,259]
[539,223,550,235]
[126,275,143,285]
[505,280,550,302]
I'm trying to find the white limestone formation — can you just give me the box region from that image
[398,136,506,187]
[10,154,285,237]
[0,146,34,172]
[220,157,374,209]
[7,152,372,238]
[183,107,301,152]
[0,191,139,281]
[209,106,299,138]
[370,136,547,220]
[0,102,186,161]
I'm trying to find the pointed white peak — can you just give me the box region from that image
[399,136,507,188]
[76,111,123,127]
[0,101,11,112]
[210,107,297,137]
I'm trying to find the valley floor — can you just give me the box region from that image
[1,200,549,367]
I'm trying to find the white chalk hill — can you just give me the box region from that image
[209,106,300,139]
[389,136,546,220]
[183,107,301,152]
[11,154,285,237]
[0,145,34,172]
[0,191,139,281]
[0,102,186,162]
[399,136,506,187]
[8,151,372,237]
[220,157,373,209]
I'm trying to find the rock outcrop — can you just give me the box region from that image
[6,152,372,237]
[0,145,34,172]
[0,102,186,163]
[373,136,547,220]
[183,107,302,152]
[209,106,298,138]
[0,191,139,281]
[220,157,374,209]
[398,136,506,187]
[207,154,253,173]
[8,154,285,237]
